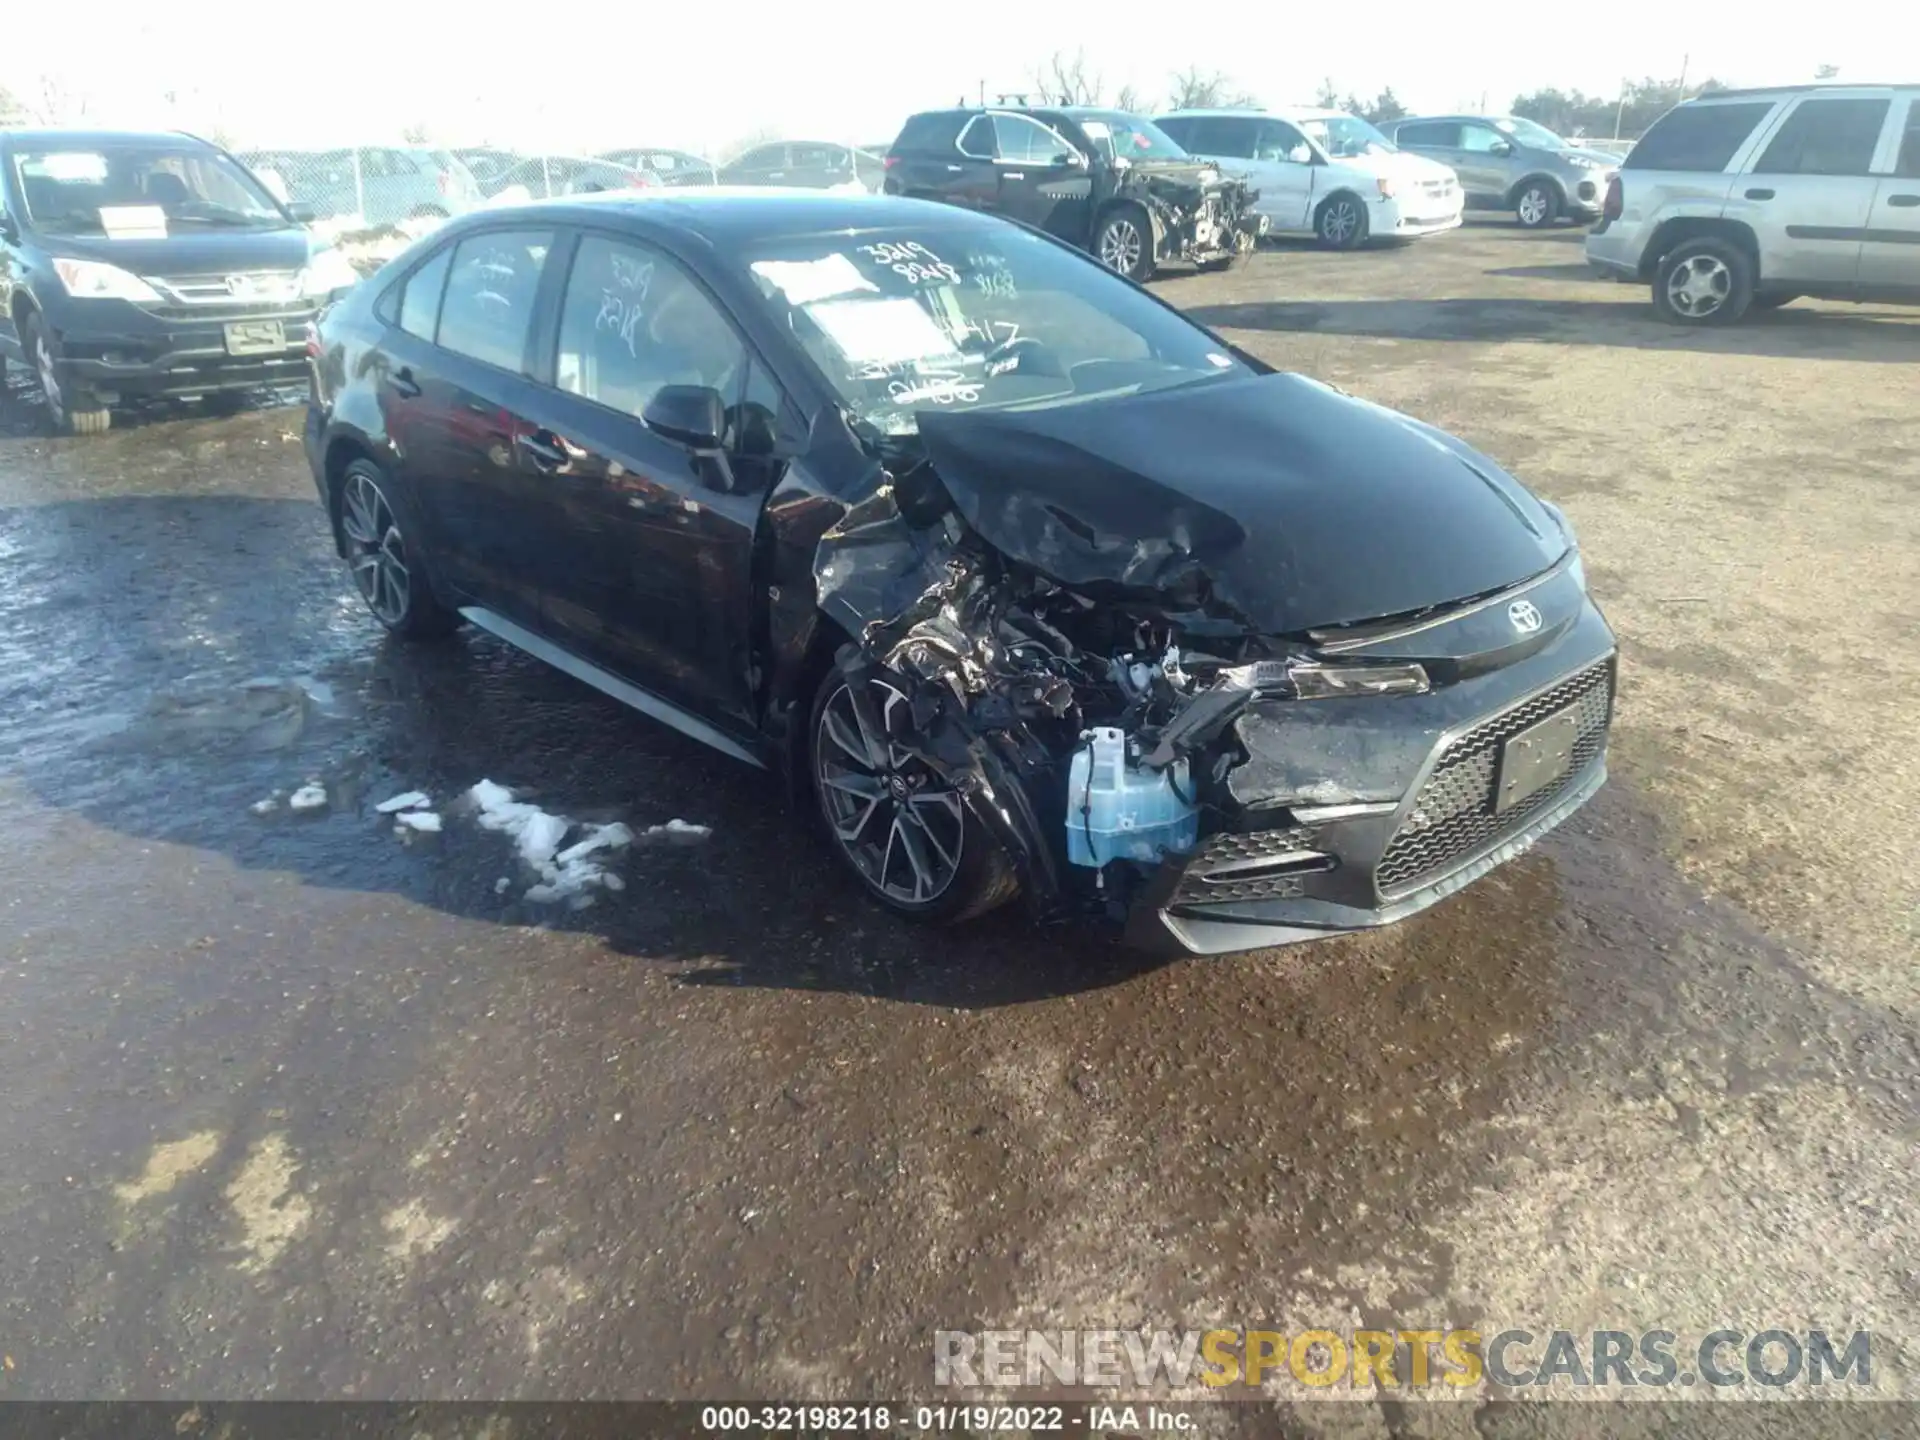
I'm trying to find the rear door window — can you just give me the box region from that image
[1626,101,1775,171]
[435,230,552,372]
[398,245,453,340]
[1753,97,1891,176]
[1191,116,1258,159]
[892,112,962,155]
[956,116,996,159]
[1397,120,1461,147]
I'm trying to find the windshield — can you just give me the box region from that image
[1495,116,1567,149]
[13,146,287,235]
[1299,115,1396,159]
[1069,111,1190,161]
[742,224,1247,437]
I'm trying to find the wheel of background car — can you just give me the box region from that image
[334,458,460,639]
[25,312,110,436]
[1752,293,1800,311]
[1315,193,1369,250]
[1094,206,1155,283]
[1653,236,1754,326]
[1515,181,1561,229]
[809,669,1017,924]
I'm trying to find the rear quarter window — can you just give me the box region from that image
[892,112,963,154]
[1625,101,1775,172]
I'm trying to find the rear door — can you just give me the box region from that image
[513,229,786,729]
[379,227,559,623]
[1860,94,1920,295]
[990,112,1092,241]
[1738,92,1892,288]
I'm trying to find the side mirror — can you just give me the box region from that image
[1489,139,1514,157]
[286,201,316,224]
[1060,150,1090,169]
[643,383,726,450]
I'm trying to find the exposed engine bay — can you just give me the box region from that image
[1121,171,1262,268]
[811,371,1615,949]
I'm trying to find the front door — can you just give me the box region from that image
[1250,118,1319,230]
[381,227,558,623]
[517,230,778,729]
[1740,93,1891,289]
[1860,97,1920,295]
[990,113,1091,242]
[1454,121,1515,201]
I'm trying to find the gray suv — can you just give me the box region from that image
[1389,115,1623,227]
[1585,85,1920,324]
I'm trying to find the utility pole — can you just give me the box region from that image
[1676,53,1690,100]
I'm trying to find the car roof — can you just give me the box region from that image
[1679,82,1915,100]
[1160,107,1348,122]
[1396,114,1524,123]
[443,189,1003,244]
[0,127,219,150]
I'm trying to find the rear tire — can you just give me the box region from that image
[807,667,1017,924]
[334,457,461,639]
[1315,193,1369,250]
[1515,181,1561,228]
[1652,236,1754,326]
[25,313,110,436]
[1093,205,1155,282]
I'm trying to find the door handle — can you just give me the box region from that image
[1003,171,1025,180]
[388,366,421,398]
[516,430,568,472]
[1887,193,1920,208]
[946,164,963,172]
[1745,188,1775,201]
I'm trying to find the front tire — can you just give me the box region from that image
[25,313,110,435]
[808,668,1017,924]
[1515,181,1561,229]
[1652,237,1754,326]
[1093,205,1155,282]
[335,458,460,638]
[1315,193,1369,250]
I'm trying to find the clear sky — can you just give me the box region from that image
[2,0,1906,156]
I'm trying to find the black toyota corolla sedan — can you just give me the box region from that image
[304,189,1615,954]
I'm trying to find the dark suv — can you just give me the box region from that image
[1,128,359,433]
[883,106,1261,280]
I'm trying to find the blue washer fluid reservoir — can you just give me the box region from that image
[1065,726,1200,867]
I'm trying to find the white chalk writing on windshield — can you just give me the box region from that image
[857,240,961,286]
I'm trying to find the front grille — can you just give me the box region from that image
[1374,660,1614,898]
[1174,825,1327,905]
[1418,179,1455,198]
[145,271,304,307]
[138,298,316,323]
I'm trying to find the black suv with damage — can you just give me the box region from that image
[305,192,1615,955]
[883,106,1263,281]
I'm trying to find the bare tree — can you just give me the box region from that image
[1814,63,1840,79]
[1166,67,1257,111]
[1114,83,1146,115]
[402,122,432,145]
[1032,49,1104,106]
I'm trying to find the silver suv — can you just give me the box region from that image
[1586,85,1920,324]
[1389,115,1623,227]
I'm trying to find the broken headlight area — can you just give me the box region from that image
[814,461,1431,928]
[1124,175,1263,265]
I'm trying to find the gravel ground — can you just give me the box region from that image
[0,218,1913,1430]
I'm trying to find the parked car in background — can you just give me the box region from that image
[1158,108,1462,248]
[304,190,1613,954]
[1388,115,1623,228]
[598,149,718,187]
[884,106,1261,279]
[481,156,654,201]
[0,128,359,434]
[452,147,521,188]
[716,142,886,192]
[1585,84,1920,324]
[239,146,482,233]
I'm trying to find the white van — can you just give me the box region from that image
[1157,108,1464,248]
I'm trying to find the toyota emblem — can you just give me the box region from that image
[1508,599,1544,634]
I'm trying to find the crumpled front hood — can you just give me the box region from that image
[915,372,1567,634]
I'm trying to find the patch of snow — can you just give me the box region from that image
[250,794,281,815]
[639,818,712,846]
[468,781,634,904]
[395,811,442,834]
[287,784,327,812]
[376,790,432,814]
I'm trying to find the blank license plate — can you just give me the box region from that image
[223,320,286,355]
[1495,706,1580,814]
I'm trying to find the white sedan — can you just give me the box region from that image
[1157,107,1464,249]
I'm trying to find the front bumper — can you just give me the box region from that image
[42,296,327,401]
[1129,598,1617,955]
[1380,192,1466,238]
[1583,223,1643,280]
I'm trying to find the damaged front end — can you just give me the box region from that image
[1123,168,1265,268]
[812,376,1617,955]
